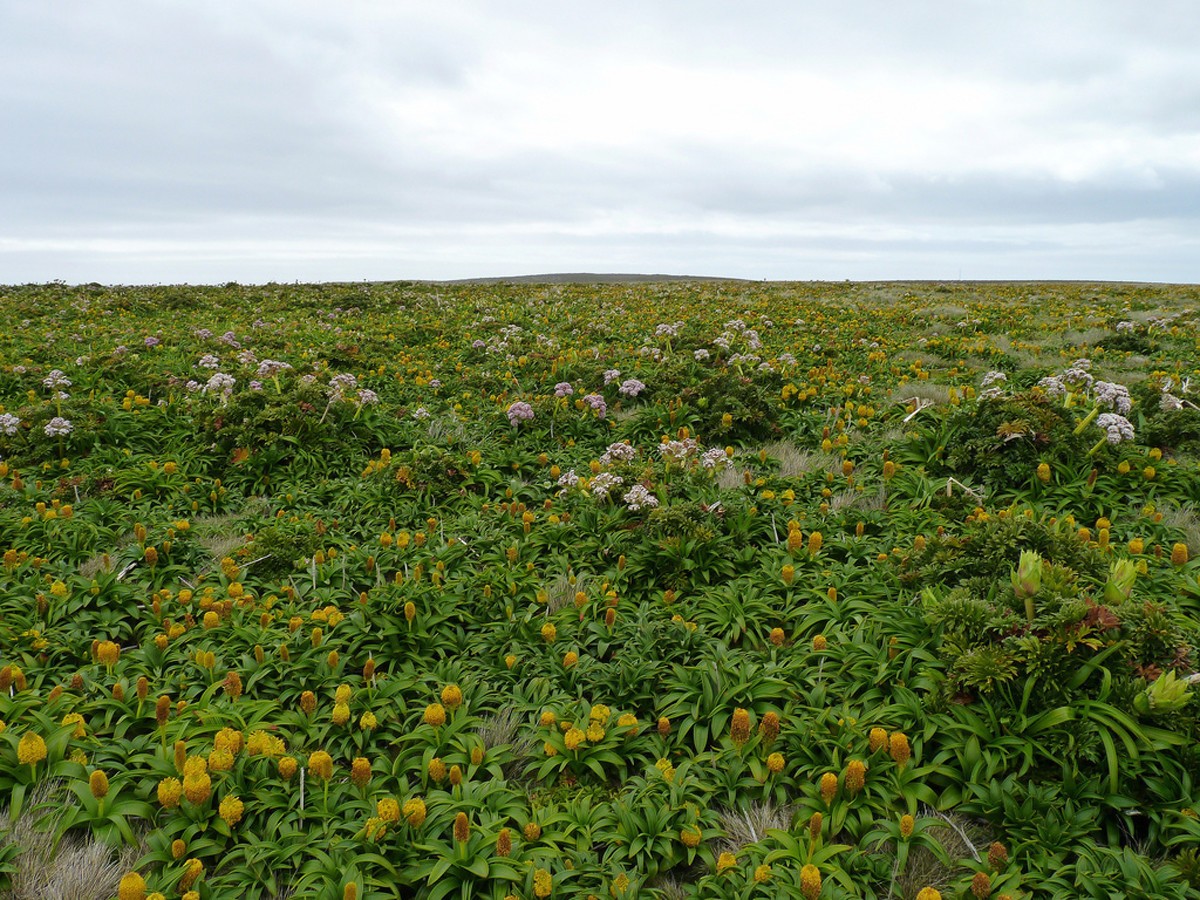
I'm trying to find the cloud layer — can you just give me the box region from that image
[4,0,1199,283]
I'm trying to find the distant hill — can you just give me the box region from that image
[436,273,753,285]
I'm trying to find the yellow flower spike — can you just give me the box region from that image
[800,864,821,900]
[533,868,552,898]
[453,811,470,843]
[729,708,751,749]
[402,796,427,827]
[89,769,109,800]
[868,727,888,753]
[753,863,773,883]
[441,684,463,710]
[18,732,46,776]
[1172,543,1189,566]
[889,732,911,770]
[157,777,182,809]
[845,759,867,794]
[219,794,244,827]
[900,814,915,838]
[819,771,838,804]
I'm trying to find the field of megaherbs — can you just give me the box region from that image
[1,279,1200,900]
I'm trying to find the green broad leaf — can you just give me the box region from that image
[427,856,453,886]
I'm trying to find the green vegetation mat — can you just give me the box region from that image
[1,279,1199,900]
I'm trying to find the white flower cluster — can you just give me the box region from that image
[0,412,19,435]
[658,438,698,462]
[623,484,659,511]
[44,416,73,437]
[328,373,358,401]
[43,369,72,390]
[1096,413,1135,444]
[590,471,624,498]
[256,360,293,378]
[1093,381,1132,414]
[204,373,236,400]
[197,354,221,370]
[701,447,731,470]
[980,371,1008,389]
[506,401,534,427]
[603,369,622,385]
[599,442,637,467]
[618,379,646,398]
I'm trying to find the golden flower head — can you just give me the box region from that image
[564,727,586,751]
[916,890,942,900]
[62,712,86,739]
[753,863,773,883]
[332,703,351,726]
[889,731,911,769]
[171,839,187,859]
[403,797,426,827]
[1172,543,1189,566]
[440,684,463,710]
[179,858,204,892]
[533,868,552,898]
[812,634,827,652]
[182,772,211,805]
[18,732,47,767]
[970,871,991,898]
[657,716,670,737]
[219,794,244,827]
[680,825,702,848]
[278,756,298,779]
[759,711,780,745]
[900,814,915,838]
[360,711,377,731]
[424,703,446,728]
[453,811,470,843]
[540,622,557,643]
[845,759,867,793]
[158,777,182,809]
[300,691,317,716]
[868,727,888,753]
[117,872,147,900]
[563,651,578,667]
[730,708,751,748]
[377,797,400,821]
[335,683,352,704]
[89,769,110,799]
[717,852,737,874]
[351,757,371,788]
[428,757,446,783]
[308,751,333,781]
[524,821,542,841]
[585,721,606,743]
[820,771,838,804]
[767,752,785,774]
[800,865,821,900]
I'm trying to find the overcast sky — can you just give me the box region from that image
[3,1,1199,285]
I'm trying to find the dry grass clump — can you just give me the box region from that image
[872,807,989,900]
[1156,505,1200,558]
[757,442,840,479]
[0,781,143,900]
[715,800,793,857]
[829,486,887,514]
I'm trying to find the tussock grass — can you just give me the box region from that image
[757,441,839,478]
[0,781,143,900]
[715,800,793,856]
